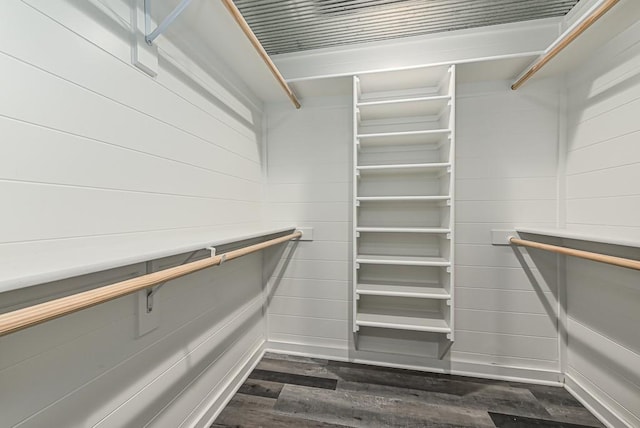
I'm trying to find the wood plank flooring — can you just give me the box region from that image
[213,353,604,428]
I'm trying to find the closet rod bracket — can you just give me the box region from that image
[144,0,195,45]
[145,248,201,313]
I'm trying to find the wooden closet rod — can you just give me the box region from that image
[0,231,302,338]
[510,236,640,271]
[511,0,619,90]
[220,0,301,109]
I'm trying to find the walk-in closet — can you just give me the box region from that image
[1,0,638,427]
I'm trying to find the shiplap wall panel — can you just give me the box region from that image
[266,278,350,301]
[0,119,259,200]
[457,177,557,201]
[266,80,562,379]
[455,266,554,292]
[1,0,259,154]
[456,288,557,315]
[284,241,350,261]
[269,296,349,320]
[7,259,265,428]
[452,80,560,371]
[567,319,640,427]
[0,1,268,426]
[266,98,352,351]
[0,270,142,371]
[452,331,558,361]
[564,19,640,427]
[456,309,557,338]
[0,53,260,183]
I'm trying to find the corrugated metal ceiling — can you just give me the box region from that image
[234,0,580,55]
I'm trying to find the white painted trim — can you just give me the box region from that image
[266,340,349,361]
[274,17,559,81]
[285,52,543,84]
[564,373,633,428]
[265,342,563,386]
[192,343,266,428]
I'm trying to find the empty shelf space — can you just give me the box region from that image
[356,254,450,266]
[357,65,452,96]
[357,130,450,146]
[357,282,450,299]
[357,196,450,202]
[357,162,451,173]
[356,227,450,234]
[357,96,450,121]
[356,308,451,333]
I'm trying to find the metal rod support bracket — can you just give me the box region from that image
[144,0,195,45]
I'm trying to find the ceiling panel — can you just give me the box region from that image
[234,0,580,55]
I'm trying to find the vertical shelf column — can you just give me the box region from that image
[352,65,456,355]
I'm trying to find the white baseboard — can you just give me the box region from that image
[265,340,563,386]
[265,340,349,361]
[565,373,636,428]
[192,339,266,428]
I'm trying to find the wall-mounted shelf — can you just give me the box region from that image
[357,96,451,121]
[356,255,450,267]
[356,227,450,234]
[0,225,297,294]
[356,308,451,334]
[357,196,450,202]
[356,282,451,299]
[352,64,456,354]
[515,227,640,249]
[357,163,451,173]
[357,129,450,146]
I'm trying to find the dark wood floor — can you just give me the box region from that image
[213,353,604,428]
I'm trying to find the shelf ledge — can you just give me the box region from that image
[356,254,450,267]
[356,227,450,234]
[357,129,450,139]
[356,311,451,333]
[356,283,450,299]
[357,196,450,202]
[357,95,451,107]
[515,227,640,249]
[0,225,297,294]
[357,162,451,171]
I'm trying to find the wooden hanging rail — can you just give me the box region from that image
[511,0,620,90]
[220,0,301,109]
[0,231,302,338]
[509,236,640,271]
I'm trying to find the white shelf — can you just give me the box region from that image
[357,96,450,121]
[356,254,450,267]
[0,225,297,293]
[352,65,456,343]
[356,227,450,234]
[516,227,640,249]
[357,162,450,173]
[357,65,451,95]
[356,308,451,333]
[357,129,450,146]
[357,196,450,202]
[357,282,450,299]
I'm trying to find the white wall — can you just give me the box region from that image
[0,1,268,426]
[453,80,562,376]
[264,97,352,357]
[563,20,640,428]
[265,80,563,382]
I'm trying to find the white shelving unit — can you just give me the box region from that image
[352,65,456,353]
